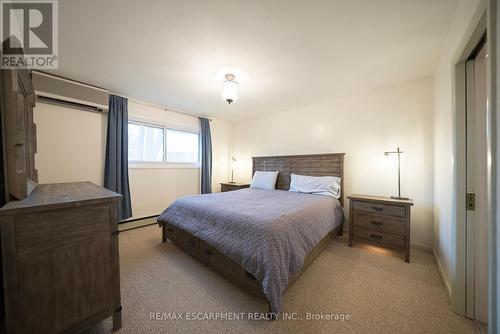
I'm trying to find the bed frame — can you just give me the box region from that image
[160,153,345,314]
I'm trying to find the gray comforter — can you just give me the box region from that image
[157,188,344,312]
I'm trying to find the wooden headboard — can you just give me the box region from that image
[252,153,346,206]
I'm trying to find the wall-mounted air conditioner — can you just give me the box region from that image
[32,71,109,111]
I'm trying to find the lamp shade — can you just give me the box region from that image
[222,78,238,104]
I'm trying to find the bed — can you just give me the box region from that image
[157,153,345,315]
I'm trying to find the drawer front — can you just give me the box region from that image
[352,212,406,235]
[353,226,405,248]
[16,238,113,333]
[164,223,198,256]
[221,184,249,192]
[15,204,111,259]
[352,200,406,218]
[199,241,240,277]
[221,184,236,192]
[199,240,263,297]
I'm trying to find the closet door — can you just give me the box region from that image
[465,41,488,323]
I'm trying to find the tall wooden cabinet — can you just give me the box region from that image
[0,182,122,333]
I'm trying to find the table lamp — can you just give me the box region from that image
[384,147,409,200]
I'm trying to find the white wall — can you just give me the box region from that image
[231,76,435,248]
[127,101,200,219]
[34,100,231,220]
[34,102,107,185]
[211,119,233,192]
[433,0,485,292]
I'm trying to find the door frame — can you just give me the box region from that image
[487,0,499,332]
[451,11,487,316]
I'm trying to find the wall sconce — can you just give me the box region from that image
[384,147,409,200]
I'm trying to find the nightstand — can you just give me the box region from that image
[348,194,414,262]
[220,182,250,192]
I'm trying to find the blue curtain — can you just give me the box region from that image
[199,117,212,194]
[104,95,132,220]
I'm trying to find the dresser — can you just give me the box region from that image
[348,194,413,262]
[0,182,122,333]
[220,182,250,192]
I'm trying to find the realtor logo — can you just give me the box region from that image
[1,0,58,68]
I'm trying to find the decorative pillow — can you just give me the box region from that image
[289,174,341,198]
[250,171,279,190]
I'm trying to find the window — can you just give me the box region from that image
[166,129,199,163]
[128,121,199,166]
[128,123,164,162]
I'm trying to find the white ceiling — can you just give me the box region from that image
[54,0,458,122]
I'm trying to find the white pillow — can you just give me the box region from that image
[289,174,341,198]
[250,171,279,190]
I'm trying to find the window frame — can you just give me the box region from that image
[128,120,166,164]
[127,118,200,169]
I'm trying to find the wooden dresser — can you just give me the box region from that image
[348,194,413,262]
[0,182,122,333]
[220,182,250,192]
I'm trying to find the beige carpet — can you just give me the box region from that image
[85,225,476,334]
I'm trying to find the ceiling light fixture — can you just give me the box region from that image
[222,73,238,104]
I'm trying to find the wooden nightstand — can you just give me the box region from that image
[348,194,414,262]
[220,182,250,192]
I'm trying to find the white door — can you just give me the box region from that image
[465,41,488,323]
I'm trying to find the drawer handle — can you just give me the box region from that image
[371,221,383,226]
[371,206,383,211]
[370,233,383,240]
[204,249,213,255]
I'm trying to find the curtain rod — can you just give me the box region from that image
[111,93,213,121]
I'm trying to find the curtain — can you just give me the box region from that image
[199,117,212,194]
[104,95,132,220]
